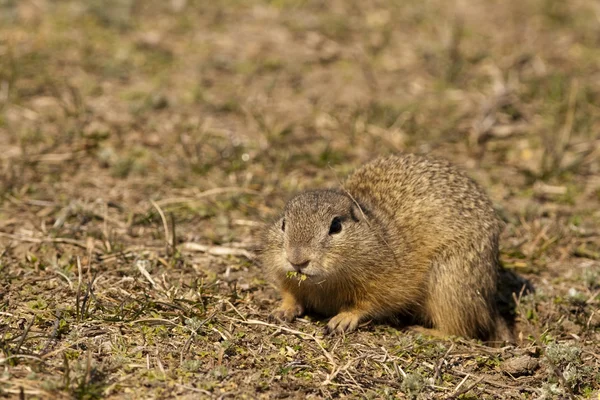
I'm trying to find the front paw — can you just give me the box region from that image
[271,303,304,322]
[326,311,361,334]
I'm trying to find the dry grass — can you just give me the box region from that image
[1,0,599,398]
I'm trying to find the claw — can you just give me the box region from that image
[326,311,361,334]
[271,303,304,322]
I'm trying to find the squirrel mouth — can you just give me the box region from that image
[286,271,311,281]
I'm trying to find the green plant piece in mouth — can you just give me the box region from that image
[286,271,308,282]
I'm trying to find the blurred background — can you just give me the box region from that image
[0,0,599,398]
[1,0,599,201]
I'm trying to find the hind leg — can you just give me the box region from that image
[424,252,498,340]
[408,326,452,340]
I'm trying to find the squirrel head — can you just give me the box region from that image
[264,189,374,281]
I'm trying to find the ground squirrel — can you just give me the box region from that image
[260,153,512,342]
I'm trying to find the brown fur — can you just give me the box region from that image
[259,153,512,342]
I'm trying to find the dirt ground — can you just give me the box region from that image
[1,0,599,398]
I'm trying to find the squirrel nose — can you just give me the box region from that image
[288,259,310,272]
[286,247,311,272]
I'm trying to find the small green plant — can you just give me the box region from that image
[543,342,590,393]
[545,342,581,365]
[286,271,308,284]
[401,373,425,399]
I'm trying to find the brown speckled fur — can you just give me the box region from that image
[260,154,512,342]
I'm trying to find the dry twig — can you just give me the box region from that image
[181,242,255,259]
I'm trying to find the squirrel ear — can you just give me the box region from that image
[350,202,364,222]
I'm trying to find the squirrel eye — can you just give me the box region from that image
[329,217,342,235]
[281,218,286,232]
